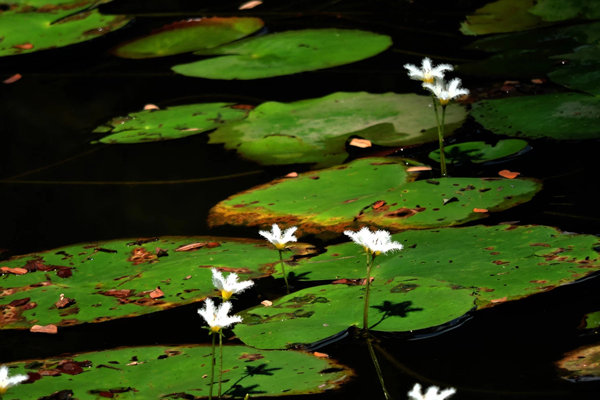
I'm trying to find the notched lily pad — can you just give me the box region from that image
[111,17,265,59]
[172,28,393,79]
[580,311,600,330]
[209,92,468,168]
[287,225,600,307]
[472,93,600,140]
[428,139,529,164]
[0,236,315,329]
[557,343,600,381]
[460,0,551,36]
[234,277,475,349]
[0,0,130,57]
[3,344,353,398]
[208,157,541,237]
[94,103,250,144]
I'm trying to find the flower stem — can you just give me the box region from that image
[209,333,216,400]
[363,252,373,332]
[367,336,392,400]
[218,332,223,400]
[278,249,290,294]
[431,93,447,178]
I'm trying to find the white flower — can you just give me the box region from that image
[0,365,28,395]
[408,383,456,400]
[423,78,469,106]
[211,268,254,300]
[344,227,403,256]
[404,57,453,84]
[258,224,298,250]
[198,298,242,332]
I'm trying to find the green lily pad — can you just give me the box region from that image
[428,139,528,164]
[548,62,600,96]
[172,29,392,80]
[286,225,600,307]
[0,236,315,329]
[472,93,600,140]
[0,0,130,57]
[459,0,551,36]
[3,344,352,399]
[234,277,475,349]
[581,311,600,330]
[94,103,250,144]
[529,0,600,22]
[111,17,264,59]
[208,157,541,237]
[208,92,468,168]
[557,344,600,381]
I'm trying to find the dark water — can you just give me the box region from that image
[2,0,600,399]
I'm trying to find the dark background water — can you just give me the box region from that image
[2,0,600,399]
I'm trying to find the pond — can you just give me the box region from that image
[2,0,600,399]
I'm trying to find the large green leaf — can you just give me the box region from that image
[428,139,528,164]
[0,236,315,329]
[3,344,352,399]
[0,0,130,57]
[286,225,600,307]
[208,92,468,168]
[111,17,264,59]
[557,344,600,381]
[529,0,600,21]
[234,278,475,349]
[459,0,551,36]
[172,29,392,80]
[208,157,541,237]
[548,62,600,96]
[472,93,600,140]
[94,103,250,144]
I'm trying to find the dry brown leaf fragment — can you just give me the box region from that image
[175,242,205,252]
[239,0,262,9]
[3,74,22,84]
[126,361,145,366]
[54,294,74,309]
[349,138,372,148]
[313,352,329,358]
[498,170,521,179]
[531,78,544,84]
[149,287,164,299]
[491,297,508,303]
[407,166,432,172]
[284,172,298,178]
[143,104,160,110]
[473,208,488,213]
[30,324,58,334]
[261,300,273,307]
[1,266,27,275]
[359,277,375,285]
[184,275,192,280]
[13,43,33,50]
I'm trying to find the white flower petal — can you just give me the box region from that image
[259,223,298,249]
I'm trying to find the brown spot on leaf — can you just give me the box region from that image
[384,207,425,218]
[239,353,264,361]
[8,298,30,307]
[128,247,157,265]
[103,289,132,298]
[530,243,551,247]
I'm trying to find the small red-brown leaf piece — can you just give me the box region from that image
[285,172,298,178]
[8,298,30,307]
[13,43,33,50]
[38,369,62,376]
[313,352,329,358]
[349,138,372,148]
[175,242,205,252]
[359,277,375,285]
[184,275,192,280]
[149,287,164,299]
[531,78,545,84]
[143,104,159,110]
[498,170,521,179]
[30,324,58,334]
[372,200,386,210]
[491,297,508,304]
[239,0,262,9]
[104,289,132,298]
[206,242,221,249]
[55,294,74,309]
[3,73,22,84]
[406,166,432,172]
[1,266,28,275]
[261,300,273,307]
[473,208,488,213]
[231,104,255,110]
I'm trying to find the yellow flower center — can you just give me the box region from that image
[221,290,233,300]
[275,243,286,250]
[0,387,8,395]
[211,326,222,333]
[422,76,434,84]
[439,98,450,106]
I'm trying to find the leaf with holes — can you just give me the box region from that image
[172,29,392,79]
[234,277,475,349]
[557,343,600,381]
[111,17,264,58]
[429,139,529,164]
[93,103,250,144]
[285,225,600,308]
[0,0,130,57]
[3,344,352,398]
[208,92,467,168]
[0,236,315,329]
[208,157,541,238]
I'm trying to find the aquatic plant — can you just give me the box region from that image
[408,383,456,400]
[198,299,243,400]
[211,268,255,300]
[259,224,298,293]
[0,365,28,397]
